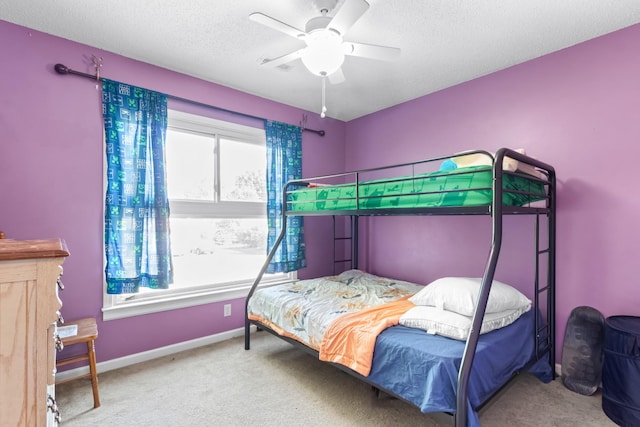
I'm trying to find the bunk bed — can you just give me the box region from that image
[245,148,556,427]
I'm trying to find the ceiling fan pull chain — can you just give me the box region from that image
[321,74,327,118]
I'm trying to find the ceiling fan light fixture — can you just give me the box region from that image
[301,29,345,76]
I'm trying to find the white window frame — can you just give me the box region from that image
[102,110,295,321]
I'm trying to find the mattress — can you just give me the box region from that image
[287,165,546,212]
[368,309,552,427]
[247,269,422,350]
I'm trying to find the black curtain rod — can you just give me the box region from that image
[53,63,325,137]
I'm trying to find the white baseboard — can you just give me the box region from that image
[56,325,256,383]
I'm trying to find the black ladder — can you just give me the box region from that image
[332,216,358,273]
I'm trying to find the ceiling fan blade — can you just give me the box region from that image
[327,0,370,36]
[343,42,401,61]
[328,68,345,84]
[249,12,306,39]
[259,48,306,68]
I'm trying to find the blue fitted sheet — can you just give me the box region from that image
[367,309,552,427]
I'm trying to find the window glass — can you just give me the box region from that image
[166,129,215,201]
[170,218,267,288]
[219,138,266,202]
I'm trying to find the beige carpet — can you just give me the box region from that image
[56,331,615,426]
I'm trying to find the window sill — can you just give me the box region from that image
[101,281,286,321]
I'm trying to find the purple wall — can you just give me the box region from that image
[2,17,639,365]
[0,20,345,362]
[347,23,640,359]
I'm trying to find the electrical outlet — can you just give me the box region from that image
[224,304,232,317]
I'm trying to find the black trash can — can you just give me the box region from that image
[602,315,640,426]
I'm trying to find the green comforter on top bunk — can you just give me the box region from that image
[287,166,546,212]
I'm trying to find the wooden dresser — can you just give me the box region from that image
[0,239,69,426]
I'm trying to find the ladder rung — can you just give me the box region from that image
[536,325,549,334]
[334,259,352,263]
[536,285,549,294]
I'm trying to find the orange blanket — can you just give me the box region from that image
[318,297,415,376]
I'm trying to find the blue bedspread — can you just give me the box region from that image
[367,309,553,427]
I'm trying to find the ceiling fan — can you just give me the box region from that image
[250,0,401,117]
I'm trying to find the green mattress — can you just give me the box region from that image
[287,166,546,212]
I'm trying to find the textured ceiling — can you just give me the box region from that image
[2,0,640,121]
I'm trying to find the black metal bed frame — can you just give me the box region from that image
[244,148,556,427]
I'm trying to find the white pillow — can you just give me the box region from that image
[451,148,542,178]
[399,305,530,341]
[408,277,531,316]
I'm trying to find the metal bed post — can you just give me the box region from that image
[352,215,359,270]
[455,149,506,427]
[455,148,557,425]
[547,165,557,375]
[332,216,338,274]
[244,181,293,350]
[534,215,546,359]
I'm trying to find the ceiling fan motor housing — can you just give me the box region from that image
[305,16,333,33]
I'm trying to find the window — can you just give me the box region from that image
[103,111,293,320]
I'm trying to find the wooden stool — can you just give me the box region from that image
[56,318,100,408]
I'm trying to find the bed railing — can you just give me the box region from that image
[282,149,550,216]
[245,147,556,427]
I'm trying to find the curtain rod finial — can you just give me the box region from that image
[54,64,69,75]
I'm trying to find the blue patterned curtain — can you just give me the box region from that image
[102,79,173,294]
[265,120,306,273]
